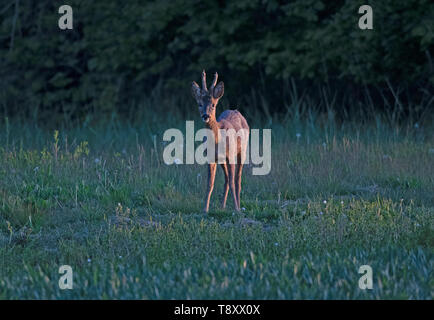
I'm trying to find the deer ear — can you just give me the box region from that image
[191,81,201,101]
[212,82,224,99]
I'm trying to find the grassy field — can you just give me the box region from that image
[0,111,433,299]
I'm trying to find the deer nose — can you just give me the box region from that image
[202,114,210,121]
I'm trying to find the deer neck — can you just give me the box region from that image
[206,118,220,143]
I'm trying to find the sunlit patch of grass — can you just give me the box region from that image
[0,189,47,230]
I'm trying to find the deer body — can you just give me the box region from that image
[191,71,249,213]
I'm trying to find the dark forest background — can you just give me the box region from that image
[0,0,433,124]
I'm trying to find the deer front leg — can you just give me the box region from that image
[220,163,229,209]
[204,163,217,213]
[236,162,244,209]
[228,163,239,211]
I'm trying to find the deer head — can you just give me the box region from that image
[191,70,224,124]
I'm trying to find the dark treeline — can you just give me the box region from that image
[0,0,433,123]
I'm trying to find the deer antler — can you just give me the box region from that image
[201,70,207,91]
[210,72,218,92]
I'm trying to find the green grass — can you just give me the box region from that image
[0,113,433,299]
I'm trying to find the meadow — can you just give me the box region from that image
[0,102,433,299]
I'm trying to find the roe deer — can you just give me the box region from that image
[191,70,249,213]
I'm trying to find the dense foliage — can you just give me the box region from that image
[1,0,433,120]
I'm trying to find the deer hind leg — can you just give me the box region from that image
[220,163,229,209]
[228,162,240,211]
[235,160,244,209]
[204,163,217,213]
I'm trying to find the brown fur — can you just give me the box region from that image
[191,71,249,212]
